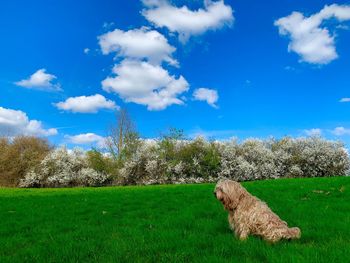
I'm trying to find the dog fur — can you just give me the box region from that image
[214,179,301,243]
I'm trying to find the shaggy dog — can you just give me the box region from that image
[214,179,301,243]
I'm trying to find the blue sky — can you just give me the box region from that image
[1,0,350,149]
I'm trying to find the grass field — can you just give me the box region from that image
[1,177,349,263]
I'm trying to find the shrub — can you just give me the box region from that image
[118,141,167,185]
[219,137,349,181]
[19,147,111,188]
[13,135,350,187]
[273,137,350,178]
[86,150,116,173]
[166,137,221,179]
[117,136,349,185]
[0,136,51,186]
[219,138,281,181]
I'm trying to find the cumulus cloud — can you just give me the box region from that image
[54,94,118,113]
[142,0,234,42]
[304,128,322,136]
[102,59,189,110]
[332,126,350,136]
[193,88,218,108]
[0,107,57,137]
[340,98,350,102]
[275,4,350,64]
[65,133,106,148]
[98,27,178,66]
[15,69,61,91]
[98,1,232,110]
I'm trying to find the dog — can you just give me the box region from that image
[214,179,301,243]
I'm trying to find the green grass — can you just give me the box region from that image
[0,177,350,263]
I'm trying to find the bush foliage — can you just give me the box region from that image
[19,147,111,188]
[2,134,349,188]
[115,136,349,185]
[0,136,51,186]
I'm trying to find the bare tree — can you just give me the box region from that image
[106,108,139,160]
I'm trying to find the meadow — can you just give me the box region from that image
[1,176,349,263]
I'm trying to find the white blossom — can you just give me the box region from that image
[20,147,110,187]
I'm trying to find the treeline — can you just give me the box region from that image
[1,132,349,187]
[1,109,349,187]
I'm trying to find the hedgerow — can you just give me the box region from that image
[7,135,349,188]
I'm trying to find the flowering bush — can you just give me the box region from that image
[118,141,168,185]
[116,137,221,185]
[19,147,111,188]
[219,137,349,181]
[117,136,349,185]
[17,136,350,187]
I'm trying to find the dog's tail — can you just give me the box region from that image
[286,227,301,240]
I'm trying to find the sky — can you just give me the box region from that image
[1,0,350,149]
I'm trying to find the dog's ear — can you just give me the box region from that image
[223,181,246,210]
[214,186,224,200]
[235,183,247,202]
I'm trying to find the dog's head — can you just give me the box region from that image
[214,179,246,211]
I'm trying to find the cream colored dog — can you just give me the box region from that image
[214,179,301,243]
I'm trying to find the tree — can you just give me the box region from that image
[106,108,139,160]
[0,136,51,186]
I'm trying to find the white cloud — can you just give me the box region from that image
[65,133,106,148]
[340,98,350,102]
[103,22,115,29]
[15,69,61,91]
[189,127,236,139]
[284,66,296,71]
[98,27,178,66]
[142,0,234,42]
[304,128,322,136]
[336,24,349,30]
[332,126,350,136]
[193,88,218,108]
[275,4,350,64]
[55,94,118,113]
[0,107,57,137]
[84,48,90,54]
[102,59,189,110]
